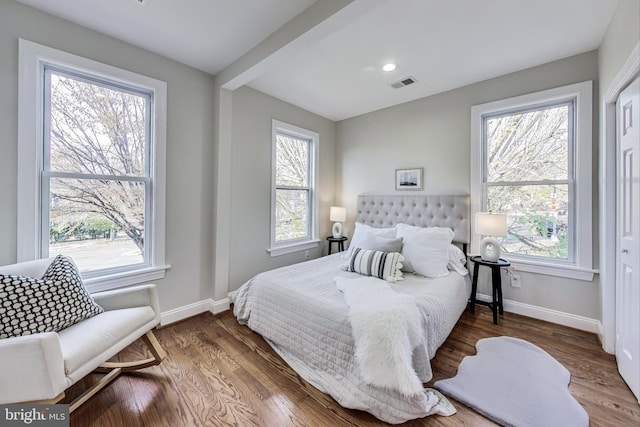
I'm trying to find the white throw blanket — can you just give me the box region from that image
[335,276,425,396]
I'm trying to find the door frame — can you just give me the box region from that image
[600,42,640,354]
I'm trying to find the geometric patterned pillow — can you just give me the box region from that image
[341,248,404,283]
[0,255,103,339]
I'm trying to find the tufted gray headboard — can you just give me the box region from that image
[355,195,470,244]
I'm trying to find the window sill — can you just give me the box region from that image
[85,264,171,293]
[470,255,597,281]
[268,239,320,257]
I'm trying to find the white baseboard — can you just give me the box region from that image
[596,321,613,354]
[476,293,601,334]
[212,297,231,314]
[160,297,230,326]
[162,292,601,337]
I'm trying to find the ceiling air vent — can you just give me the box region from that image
[390,77,417,89]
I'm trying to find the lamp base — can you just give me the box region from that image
[479,236,501,262]
[332,222,343,239]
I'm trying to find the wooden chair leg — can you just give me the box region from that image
[23,392,65,406]
[142,330,167,364]
[19,330,165,413]
[95,330,166,372]
[69,331,167,413]
[71,329,165,413]
[69,368,122,413]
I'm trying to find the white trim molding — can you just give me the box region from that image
[85,264,171,293]
[167,290,602,340]
[475,293,601,335]
[507,260,597,282]
[266,238,320,257]
[160,297,231,326]
[18,38,168,290]
[470,81,593,280]
[600,42,640,354]
[269,120,320,257]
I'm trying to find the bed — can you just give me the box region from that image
[232,195,471,424]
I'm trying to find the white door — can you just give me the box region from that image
[616,76,640,402]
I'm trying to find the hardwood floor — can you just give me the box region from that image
[67,308,640,426]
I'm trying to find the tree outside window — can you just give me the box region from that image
[483,103,573,260]
[19,39,167,290]
[44,69,151,273]
[274,132,311,242]
[269,120,318,256]
[471,81,592,279]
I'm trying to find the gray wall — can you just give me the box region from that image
[598,0,640,92]
[336,51,601,319]
[228,86,336,290]
[0,0,216,312]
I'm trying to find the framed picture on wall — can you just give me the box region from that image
[395,168,423,190]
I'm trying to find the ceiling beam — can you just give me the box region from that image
[216,0,385,90]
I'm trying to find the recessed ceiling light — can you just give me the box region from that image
[382,63,397,72]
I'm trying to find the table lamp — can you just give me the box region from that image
[330,206,346,238]
[475,212,507,262]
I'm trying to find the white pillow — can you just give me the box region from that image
[345,222,395,257]
[395,223,454,278]
[360,232,403,253]
[448,244,469,276]
[0,255,103,339]
[341,248,404,283]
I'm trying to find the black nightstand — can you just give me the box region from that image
[469,255,511,324]
[326,236,348,255]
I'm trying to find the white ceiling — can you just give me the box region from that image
[17,0,618,121]
[16,0,316,74]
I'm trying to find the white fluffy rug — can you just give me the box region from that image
[434,336,589,427]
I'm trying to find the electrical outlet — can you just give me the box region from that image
[511,274,521,288]
[304,250,310,260]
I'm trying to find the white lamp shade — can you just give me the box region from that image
[474,212,507,236]
[330,206,346,222]
[330,206,346,238]
[475,212,507,262]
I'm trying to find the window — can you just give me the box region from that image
[269,120,319,256]
[18,39,168,291]
[470,81,594,280]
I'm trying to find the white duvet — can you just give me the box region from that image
[232,254,470,424]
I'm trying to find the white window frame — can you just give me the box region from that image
[18,39,169,292]
[470,81,595,281]
[268,120,319,257]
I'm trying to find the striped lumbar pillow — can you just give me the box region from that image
[341,248,404,282]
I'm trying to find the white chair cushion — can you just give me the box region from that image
[58,306,156,376]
